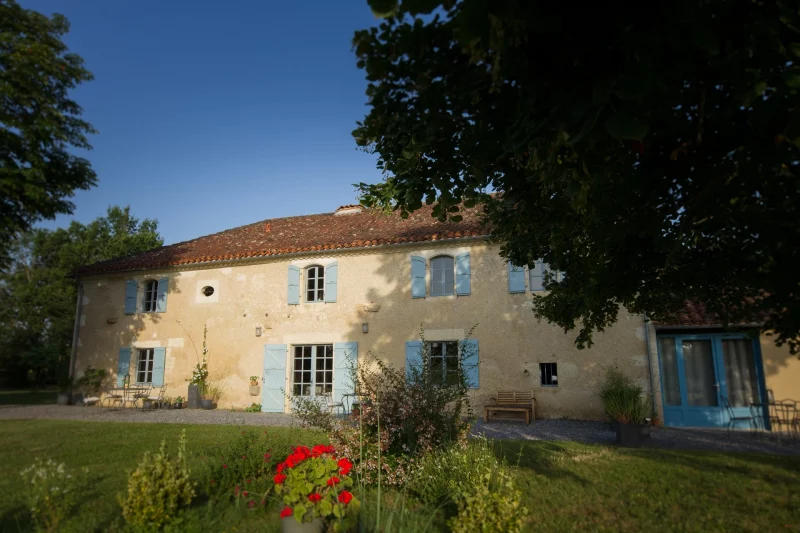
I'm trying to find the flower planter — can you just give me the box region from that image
[173,402,184,409]
[56,392,71,406]
[249,384,260,396]
[200,398,213,410]
[616,422,650,447]
[188,384,201,409]
[281,517,324,533]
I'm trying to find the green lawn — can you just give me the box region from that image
[0,389,57,406]
[0,420,797,532]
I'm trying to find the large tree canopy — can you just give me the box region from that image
[0,0,96,267]
[0,207,163,386]
[353,1,800,351]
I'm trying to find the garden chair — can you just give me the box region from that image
[101,387,123,408]
[133,385,152,408]
[722,395,756,435]
[143,384,168,410]
[121,386,140,409]
[321,392,345,416]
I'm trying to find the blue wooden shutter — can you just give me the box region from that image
[455,252,471,295]
[529,261,544,291]
[333,342,357,406]
[287,265,300,305]
[411,256,426,298]
[156,277,168,313]
[152,347,166,386]
[461,338,479,389]
[508,263,525,293]
[262,344,287,412]
[124,281,138,315]
[117,347,131,386]
[324,261,338,303]
[405,340,423,382]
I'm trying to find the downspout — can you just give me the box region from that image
[643,312,657,412]
[68,282,84,380]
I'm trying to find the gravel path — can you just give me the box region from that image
[0,404,298,427]
[3,405,798,455]
[472,418,800,455]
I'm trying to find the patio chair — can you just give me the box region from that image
[722,395,755,436]
[143,384,168,410]
[133,385,153,409]
[121,386,140,409]
[101,387,123,408]
[321,392,345,416]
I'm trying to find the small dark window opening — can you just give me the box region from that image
[201,286,215,297]
[540,363,558,386]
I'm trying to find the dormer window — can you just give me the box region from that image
[143,280,159,312]
[430,256,455,297]
[306,266,324,302]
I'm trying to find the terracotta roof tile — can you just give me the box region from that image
[75,204,489,276]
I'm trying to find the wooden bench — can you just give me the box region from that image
[483,391,535,425]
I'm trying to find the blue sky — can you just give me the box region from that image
[24,0,382,245]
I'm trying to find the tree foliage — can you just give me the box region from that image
[353,1,800,351]
[0,0,96,267]
[0,206,163,386]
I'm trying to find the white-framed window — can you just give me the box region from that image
[540,362,558,386]
[292,344,333,396]
[305,266,325,302]
[430,256,455,297]
[137,349,155,383]
[143,280,158,312]
[428,341,460,385]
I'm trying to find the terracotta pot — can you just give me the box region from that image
[250,380,258,387]
[281,517,324,533]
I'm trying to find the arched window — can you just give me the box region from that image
[305,265,324,302]
[143,279,159,312]
[430,256,455,296]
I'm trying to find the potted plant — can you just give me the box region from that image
[186,325,210,409]
[274,445,359,533]
[599,367,652,447]
[173,396,185,409]
[250,375,259,386]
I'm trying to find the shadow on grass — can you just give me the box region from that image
[490,440,590,485]
[0,390,56,406]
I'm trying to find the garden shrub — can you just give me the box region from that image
[20,458,87,532]
[199,428,298,504]
[599,366,652,424]
[294,327,477,486]
[446,473,528,533]
[409,435,502,504]
[120,430,195,530]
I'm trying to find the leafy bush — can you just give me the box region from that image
[446,473,528,533]
[120,430,195,530]
[75,366,106,396]
[20,458,86,532]
[199,428,297,503]
[292,395,336,432]
[274,444,360,528]
[409,436,502,504]
[599,366,652,424]
[244,403,261,413]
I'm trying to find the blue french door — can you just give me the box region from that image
[656,334,766,428]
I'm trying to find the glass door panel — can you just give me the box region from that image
[721,339,760,407]
[658,337,682,406]
[682,339,718,407]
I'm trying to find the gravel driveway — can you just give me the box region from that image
[3,405,798,455]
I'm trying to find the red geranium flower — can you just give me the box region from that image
[337,458,353,476]
[274,473,287,484]
[222,464,228,469]
[338,491,353,504]
[264,453,271,459]
[280,506,293,518]
[327,476,340,487]
[276,462,286,473]
[311,444,335,457]
[243,491,249,497]
[308,493,322,503]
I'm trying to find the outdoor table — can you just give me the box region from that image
[104,386,150,408]
[750,400,798,436]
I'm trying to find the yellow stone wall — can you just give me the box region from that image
[760,337,800,403]
[73,241,652,418]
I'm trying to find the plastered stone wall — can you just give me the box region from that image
[74,241,652,418]
[760,336,800,402]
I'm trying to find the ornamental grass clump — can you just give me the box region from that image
[119,430,195,530]
[274,444,360,529]
[599,366,652,424]
[20,458,86,533]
